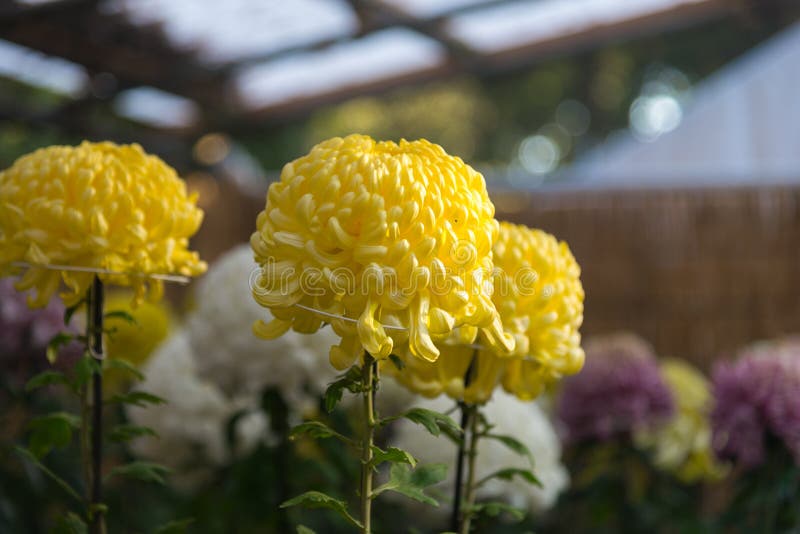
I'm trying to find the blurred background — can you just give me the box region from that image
[1,0,799,367]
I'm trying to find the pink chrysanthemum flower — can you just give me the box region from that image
[557,333,673,442]
[711,338,800,468]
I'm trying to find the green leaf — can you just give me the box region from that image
[51,512,88,534]
[105,358,145,381]
[369,446,417,469]
[63,300,84,327]
[104,310,137,325]
[88,503,108,521]
[476,468,542,489]
[296,527,316,534]
[280,491,362,529]
[323,367,362,413]
[466,501,526,522]
[388,354,405,371]
[400,408,461,438]
[26,370,68,392]
[46,332,75,365]
[109,424,158,443]
[484,434,534,467]
[372,463,447,506]
[14,446,83,504]
[27,412,81,458]
[106,391,166,407]
[154,518,194,534]
[106,461,170,485]
[323,385,344,414]
[289,421,353,446]
[74,355,100,389]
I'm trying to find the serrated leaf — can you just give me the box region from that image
[369,446,416,469]
[105,358,145,381]
[109,424,158,443]
[104,310,137,325]
[30,412,81,429]
[466,501,526,521]
[280,491,362,528]
[25,370,68,392]
[106,461,170,484]
[14,447,83,504]
[106,390,166,407]
[401,408,461,438]
[154,518,194,534]
[51,511,88,534]
[63,300,84,327]
[289,421,352,445]
[46,332,75,364]
[323,384,344,413]
[372,463,447,506]
[476,468,542,489]
[296,526,316,534]
[484,434,534,467]
[74,355,100,389]
[27,412,81,458]
[323,367,362,413]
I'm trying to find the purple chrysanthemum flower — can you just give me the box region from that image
[557,333,674,442]
[711,338,800,468]
[0,278,80,387]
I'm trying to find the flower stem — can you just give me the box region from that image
[451,352,477,532]
[88,277,106,534]
[459,406,480,534]
[79,359,91,518]
[450,403,471,531]
[359,353,378,534]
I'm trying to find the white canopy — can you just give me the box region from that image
[569,21,800,187]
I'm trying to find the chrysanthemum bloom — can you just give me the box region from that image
[711,338,800,469]
[390,223,584,403]
[186,244,338,411]
[103,292,172,393]
[557,333,673,442]
[0,141,207,306]
[105,292,171,365]
[250,134,514,369]
[635,359,726,482]
[130,247,343,488]
[389,390,569,520]
[127,331,266,490]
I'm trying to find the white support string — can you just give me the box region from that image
[292,303,490,352]
[10,261,192,284]
[293,303,407,331]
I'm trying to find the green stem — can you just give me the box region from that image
[80,378,91,510]
[88,277,106,534]
[459,406,480,534]
[452,351,478,532]
[450,403,470,531]
[360,353,378,534]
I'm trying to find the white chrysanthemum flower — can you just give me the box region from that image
[390,388,569,518]
[128,245,341,489]
[127,331,262,489]
[186,244,338,413]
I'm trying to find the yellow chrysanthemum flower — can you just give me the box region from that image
[391,347,505,404]
[390,222,584,403]
[104,292,172,393]
[250,134,514,369]
[0,141,207,307]
[498,223,584,399]
[635,358,727,483]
